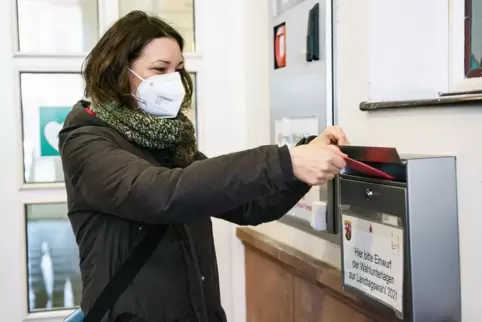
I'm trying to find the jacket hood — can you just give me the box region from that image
[58,100,106,148]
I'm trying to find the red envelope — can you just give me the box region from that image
[344,156,395,180]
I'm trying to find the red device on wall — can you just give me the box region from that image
[274,23,286,69]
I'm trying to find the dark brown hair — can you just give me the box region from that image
[82,10,193,110]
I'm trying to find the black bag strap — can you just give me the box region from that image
[84,225,168,322]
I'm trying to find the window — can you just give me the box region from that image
[20,73,198,184]
[16,0,99,53]
[26,203,81,312]
[465,0,482,78]
[119,0,196,52]
[450,0,482,91]
[21,73,84,184]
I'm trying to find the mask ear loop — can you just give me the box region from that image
[126,67,145,104]
[127,67,144,81]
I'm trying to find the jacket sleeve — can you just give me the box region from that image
[213,179,310,225]
[204,136,316,225]
[59,127,297,225]
[194,145,311,225]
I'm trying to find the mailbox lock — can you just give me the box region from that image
[364,188,374,200]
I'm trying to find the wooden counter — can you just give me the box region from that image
[237,227,402,322]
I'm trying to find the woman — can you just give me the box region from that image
[59,11,348,322]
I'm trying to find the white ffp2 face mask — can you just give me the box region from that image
[128,68,186,118]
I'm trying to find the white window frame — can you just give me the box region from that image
[3,0,204,320]
[449,0,482,91]
[14,63,85,191]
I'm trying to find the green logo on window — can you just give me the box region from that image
[39,106,71,157]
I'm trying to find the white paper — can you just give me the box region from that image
[342,214,404,314]
[274,116,318,148]
[288,185,320,222]
[274,117,320,222]
[367,0,449,100]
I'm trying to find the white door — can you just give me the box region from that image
[0,0,202,321]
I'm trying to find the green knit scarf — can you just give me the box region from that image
[91,101,197,167]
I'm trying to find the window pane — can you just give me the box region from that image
[21,72,196,183]
[21,73,84,183]
[26,203,81,312]
[466,0,482,77]
[119,0,195,52]
[17,0,99,53]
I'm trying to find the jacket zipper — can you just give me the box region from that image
[181,224,209,322]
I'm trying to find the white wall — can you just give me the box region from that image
[200,1,271,321]
[214,1,482,322]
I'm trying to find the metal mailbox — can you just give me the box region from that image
[338,146,460,322]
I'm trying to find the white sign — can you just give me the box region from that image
[288,185,320,222]
[274,116,318,148]
[342,214,404,314]
[274,117,319,221]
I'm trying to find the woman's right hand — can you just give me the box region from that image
[289,144,347,186]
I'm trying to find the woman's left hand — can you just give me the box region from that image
[310,126,350,146]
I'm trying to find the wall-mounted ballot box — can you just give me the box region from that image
[338,146,461,322]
